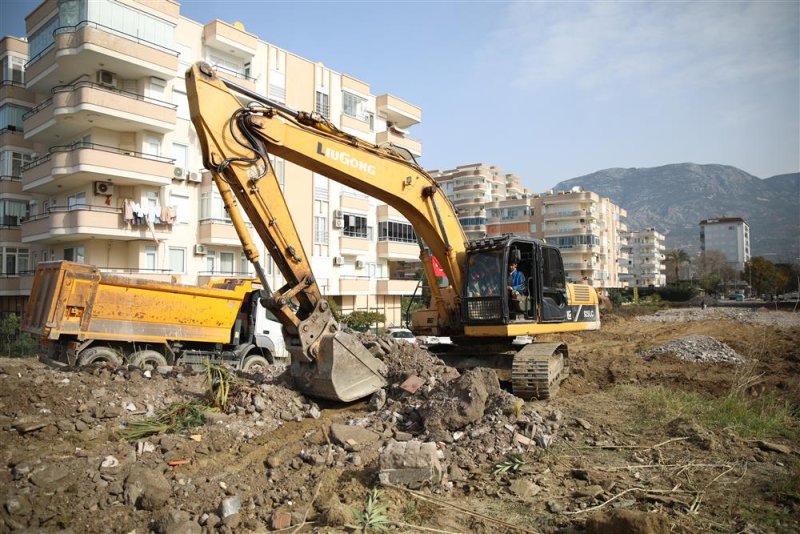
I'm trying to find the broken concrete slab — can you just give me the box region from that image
[378,439,442,488]
[329,423,381,451]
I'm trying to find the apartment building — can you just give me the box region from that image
[2,0,423,325]
[619,228,666,287]
[432,163,628,290]
[700,217,750,272]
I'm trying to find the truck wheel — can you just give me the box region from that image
[241,355,270,372]
[129,350,168,370]
[77,347,123,367]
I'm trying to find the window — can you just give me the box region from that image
[269,70,286,102]
[64,246,85,264]
[170,192,190,223]
[200,191,230,221]
[2,247,29,275]
[0,151,31,177]
[1,56,24,84]
[173,89,189,120]
[67,192,86,209]
[342,92,367,121]
[240,253,249,275]
[0,199,29,226]
[378,221,417,243]
[315,91,329,118]
[169,247,186,273]
[149,78,166,101]
[172,143,188,170]
[268,155,285,190]
[143,135,161,157]
[145,245,157,271]
[87,0,175,51]
[314,216,328,244]
[0,104,30,132]
[314,173,329,200]
[220,252,235,273]
[343,214,367,238]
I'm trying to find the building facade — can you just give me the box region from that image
[700,217,750,272]
[619,228,666,287]
[432,163,629,290]
[2,0,423,325]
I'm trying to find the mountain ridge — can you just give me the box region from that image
[551,163,800,261]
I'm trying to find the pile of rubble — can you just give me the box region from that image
[639,335,746,364]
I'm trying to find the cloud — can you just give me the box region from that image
[478,1,800,92]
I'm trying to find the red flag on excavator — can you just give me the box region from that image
[431,256,445,277]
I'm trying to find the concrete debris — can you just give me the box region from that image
[637,307,800,329]
[379,440,443,487]
[124,466,172,511]
[639,335,745,364]
[329,423,381,451]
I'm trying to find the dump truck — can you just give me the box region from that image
[22,260,288,369]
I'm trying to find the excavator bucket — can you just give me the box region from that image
[291,331,388,402]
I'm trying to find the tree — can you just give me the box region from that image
[341,311,386,332]
[695,251,728,294]
[665,249,690,285]
[743,257,782,296]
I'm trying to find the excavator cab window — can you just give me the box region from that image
[463,251,504,322]
[540,246,568,322]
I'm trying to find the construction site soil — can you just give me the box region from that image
[0,305,798,533]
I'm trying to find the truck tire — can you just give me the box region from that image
[129,350,168,370]
[241,355,270,372]
[77,347,123,367]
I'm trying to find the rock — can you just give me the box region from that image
[13,419,47,434]
[252,395,267,412]
[100,455,120,469]
[509,479,543,500]
[329,423,381,451]
[546,500,563,514]
[125,466,172,511]
[756,440,793,454]
[575,418,592,430]
[317,494,350,527]
[266,454,283,468]
[5,495,31,517]
[222,513,241,528]
[220,495,241,518]
[29,465,70,490]
[394,431,413,442]
[154,509,201,534]
[368,389,387,411]
[574,485,605,499]
[419,368,500,441]
[308,406,321,419]
[584,510,670,534]
[378,440,442,488]
[56,420,75,432]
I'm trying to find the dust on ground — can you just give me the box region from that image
[0,307,798,533]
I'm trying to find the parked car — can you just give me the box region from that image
[388,328,417,344]
[415,335,453,348]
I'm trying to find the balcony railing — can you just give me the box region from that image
[26,20,178,69]
[22,141,174,172]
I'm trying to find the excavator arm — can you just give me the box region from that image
[186,62,467,401]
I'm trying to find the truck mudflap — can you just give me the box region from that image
[291,331,387,402]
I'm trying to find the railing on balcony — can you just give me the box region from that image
[22,80,177,121]
[26,20,178,69]
[22,141,174,172]
[211,64,257,83]
[25,203,173,229]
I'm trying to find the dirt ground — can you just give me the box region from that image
[0,305,798,533]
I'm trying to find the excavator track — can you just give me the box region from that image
[512,342,569,400]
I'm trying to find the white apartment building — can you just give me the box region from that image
[620,228,666,287]
[432,163,629,290]
[1,0,423,325]
[700,217,750,272]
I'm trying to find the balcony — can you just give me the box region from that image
[0,176,23,195]
[25,21,178,92]
[377,239,418,260]
[0,128,35,150]
[203,20,258,59]
[557,244,602,254]
[0,81,33,105]
[0,226,22,242]
[23,81,177,144]
[376,94,421,129]
[340,236,370,254]
[544,224,599,237]
[211,64,257,93]
[21,204,172,244]
[544,209,594,220]
[377,278,419,295]
[22,143,174,194]
[376,129,421,157]
[543,192,595,204]
[199,218,254,246]
[340,276,370,293]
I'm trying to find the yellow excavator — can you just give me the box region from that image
[186,62,600,403]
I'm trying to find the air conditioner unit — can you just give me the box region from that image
[333,218,345,228]
[96,69,118,89]
[333,256,344,266]
[94,182,114,195]
[355,260,365,269]
[333,209,343,219]
[194,244,207,255]
[187,172,201,183]
[173,167,185,180]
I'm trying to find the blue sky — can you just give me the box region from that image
[2,0,798,192]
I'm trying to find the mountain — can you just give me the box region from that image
[551,163,799,262]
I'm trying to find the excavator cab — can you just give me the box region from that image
[462,235,568,326]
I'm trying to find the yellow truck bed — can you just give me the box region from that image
[22,261,254,344]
